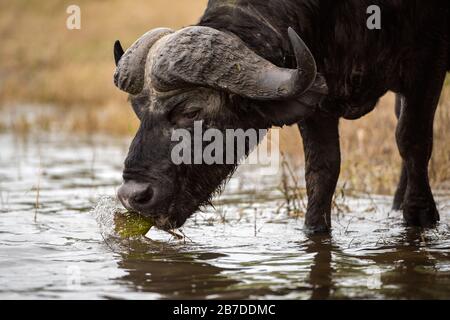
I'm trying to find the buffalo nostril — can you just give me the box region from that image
[118,181,153,210]
[132,186,154,205]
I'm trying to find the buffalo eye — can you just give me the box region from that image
[184,110,200,120]
[169,108,201,127]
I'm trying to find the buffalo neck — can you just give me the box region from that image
[197,1,322,123]
[197,0,316,70]
[197,1,445,120]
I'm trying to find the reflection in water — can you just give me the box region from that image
[0,131,449,299]
[367,229,450,299]
[303,229,450,300]
[305,236,334,300]
[116,241,239,299]
[115,236,337,300]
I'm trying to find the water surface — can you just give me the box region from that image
[0,132,449,299]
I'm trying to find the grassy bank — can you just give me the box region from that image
[0,1,449,194]
[281,89,450,194]
[0,0,208,134]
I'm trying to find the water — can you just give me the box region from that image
[0,132,449,299]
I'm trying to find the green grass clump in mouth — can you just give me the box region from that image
[113,211,154,238]
[113,210,185,240]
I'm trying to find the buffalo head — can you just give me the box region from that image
[113,26,326,230]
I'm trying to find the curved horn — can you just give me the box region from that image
[114,28,174,94]
[287,27,317,96]
[150,26,317,100]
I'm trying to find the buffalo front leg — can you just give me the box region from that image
[393,94,408,210]
[396,63,446,227]
[298,113,340,234]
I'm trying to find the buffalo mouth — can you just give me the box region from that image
[117,179,213,233]
[151,211,189,231]
[119,205,190,232]
[118,196,192,232]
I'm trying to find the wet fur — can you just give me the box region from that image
[123,0,449,232]
[199,0,449,232]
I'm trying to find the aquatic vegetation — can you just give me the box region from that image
[113,210,154,238]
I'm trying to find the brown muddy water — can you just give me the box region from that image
[0,132,449,300]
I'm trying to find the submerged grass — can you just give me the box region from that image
[279,154,351,216]
[279,154,307,217]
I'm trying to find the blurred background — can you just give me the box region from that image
[0,0,449,301]
[0,0,449,194]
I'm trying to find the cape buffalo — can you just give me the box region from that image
[114,0,449,234]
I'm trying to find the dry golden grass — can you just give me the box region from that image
[279,88,450,194]
[0,1,449,193]
[0,0,208,134]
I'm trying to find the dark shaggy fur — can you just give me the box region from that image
[198,0,449,232]
[120,0,449,233]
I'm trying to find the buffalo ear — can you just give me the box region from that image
[254,74,328,127]
[256,90,325,127]
[114,40,125,66]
